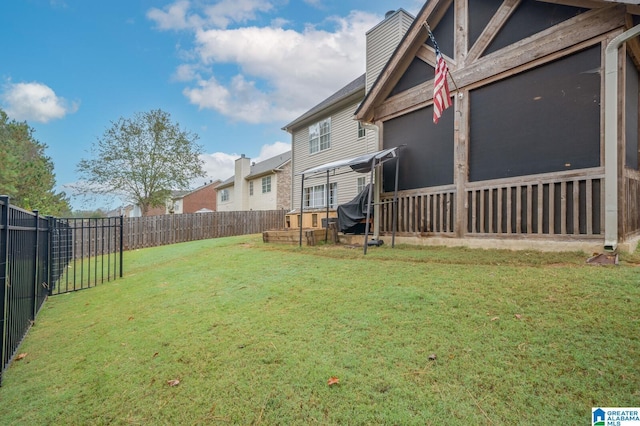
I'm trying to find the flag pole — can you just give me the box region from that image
[423,22,460,94]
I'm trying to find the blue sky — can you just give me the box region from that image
[1,0,422,210]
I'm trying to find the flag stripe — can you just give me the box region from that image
[429,28,452,124]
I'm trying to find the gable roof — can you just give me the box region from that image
[247,151,291,179]
[172,179,221,199]
[356,0,635,123]
[216,176,235,190]
[282,74,365,132]
[218,151,292,189]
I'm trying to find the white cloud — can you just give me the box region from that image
[200,151,238,182]
[148,0,274,31]
[202,0,274,29]
[180,11,378,123]
[1,81,78,123]
[198,140,290,185]
[255,141,290,162]
[172,63,201,82]
[147,0,202,31]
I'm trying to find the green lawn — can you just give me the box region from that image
[1,235,639,425]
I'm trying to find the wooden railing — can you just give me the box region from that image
[377,169,606,239]
[380,185,456,235]
[465,169,603,237]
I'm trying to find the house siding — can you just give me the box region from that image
[183,182,218,213]
[366,10,414,92]
[218,153,291,212]
[248,175,277,211]
[217,187,235,212]
[291,99,378,211]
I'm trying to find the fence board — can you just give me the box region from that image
[121,210,286,251]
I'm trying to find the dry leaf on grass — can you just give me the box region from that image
[16,353,27,361]
[167,379,180,387]
[515,314,523,320]
[327,377,340,386]
[491,316,499,321]
[428,354,437,361]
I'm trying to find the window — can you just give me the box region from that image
[309,118,331,154]
[358,122,366,139]
[262,176,271,193]
[357,177,366,194]
[220,189,229,202]
[304,183,337,209]
[249,181,254,196]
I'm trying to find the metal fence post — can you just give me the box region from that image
[119,215,123,278]
[32,211,40,320]
[0,196,10,386]
[46,216,54,296]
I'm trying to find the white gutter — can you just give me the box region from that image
[604,24,640,251]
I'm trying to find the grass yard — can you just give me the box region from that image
[1,235,639,425]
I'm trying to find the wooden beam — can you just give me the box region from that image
[535,0,609,8]
[416,44,435,64]
[454,0,468,65]
[454,89,469,237]
[356,0,453,123]
[373,6,625,121]
[467,0,522,63]
[625,14,640,68]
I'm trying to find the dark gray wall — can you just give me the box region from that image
[469,46,601,182]
[382,105,454,192]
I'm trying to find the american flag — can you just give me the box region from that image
[428,28,452,124]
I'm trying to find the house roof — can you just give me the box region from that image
[217,176,235,190]
[282,74,366,132]
[171,179,221,199]
[247,151,291,179]
[217,151,292,188]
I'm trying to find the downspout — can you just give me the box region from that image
[604,24,640,251]
[362,123,381,239]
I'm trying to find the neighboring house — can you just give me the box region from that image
[106,204,140,218]
[354,0,640,252]
[282,9,414,230]
[217,152,292,212]
[146,179,221,216]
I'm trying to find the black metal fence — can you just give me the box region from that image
[0,196,123,385]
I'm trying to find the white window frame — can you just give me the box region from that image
[309,118,331,154]
[304,183,337,209]
[262,176,272,193]
[249,181,254,196]
[358,122,366,139]
[220,189,229,202]
[357,176,366,194]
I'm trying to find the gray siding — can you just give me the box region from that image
[366,10,414,93]
[291,100,377,210]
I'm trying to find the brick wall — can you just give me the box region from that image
[276,161,292,211]
[183,181,219,213]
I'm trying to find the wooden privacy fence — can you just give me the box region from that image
[122,210,286,250]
